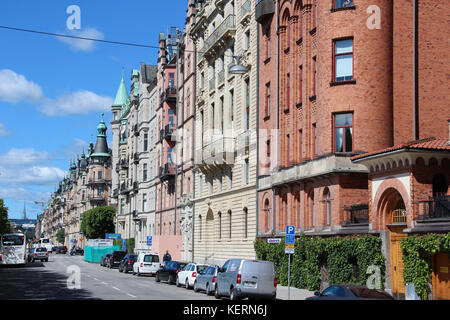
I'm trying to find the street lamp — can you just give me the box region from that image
[228,55,248,75]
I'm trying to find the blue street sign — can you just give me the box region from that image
[106,233,121,240]
[286,225,295,235]
[285,225,295,245]
[146,236,152,246]
[122,239,126,251]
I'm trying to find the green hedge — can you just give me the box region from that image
[113,238,135,254]
[254,234,385,291]
[401,232,450,300]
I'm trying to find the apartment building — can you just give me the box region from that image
[256,0,449,300]
[191,0,258,266]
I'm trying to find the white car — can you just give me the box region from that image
[133,252,161,276]
[176,263,208,289]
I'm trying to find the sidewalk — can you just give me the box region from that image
[276,285,315,300]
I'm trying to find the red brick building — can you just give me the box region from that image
[256,0,449,299]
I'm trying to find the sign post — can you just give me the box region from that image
[285,225,295,300]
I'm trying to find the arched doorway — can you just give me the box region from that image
[379,188,408,300]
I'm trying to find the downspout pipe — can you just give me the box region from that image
[413,0,419,140]
[256,10,260,240]
[272,0,279,235]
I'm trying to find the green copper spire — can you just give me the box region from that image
[112,71,130,107]
[97,113,107,137]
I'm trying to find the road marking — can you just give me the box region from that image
[93,278,100,281]
[112,286,121,291]
[101,282,108,285]
[126,293,137,298]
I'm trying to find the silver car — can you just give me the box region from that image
[193,265,219,295]
[214,259,277,300]
[30,247,49,262]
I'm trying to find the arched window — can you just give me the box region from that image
[243,208,248,238]
[228,210,232,239]
[264,198,271,231]
[218,212,222,239]
[324,188,331,226]
[309,191,315,227]
[199,215,202,241]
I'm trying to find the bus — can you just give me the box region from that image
[36,238,53,253]
[0,233,27,266]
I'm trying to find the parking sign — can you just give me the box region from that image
[146,236,152,247]
[285,225,295,253]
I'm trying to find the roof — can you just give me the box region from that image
[112,75,129,107]
[352,137,450,162]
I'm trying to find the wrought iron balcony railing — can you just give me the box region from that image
[418,195,450,221]
[342,204,369,226]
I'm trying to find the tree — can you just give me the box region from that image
[56,228,65,244]
[0,199,12,235]
[80,206,115,239]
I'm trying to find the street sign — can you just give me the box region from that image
[286,225,295,235]
[146,236,152,246]
[285,225,296,301]
[106,233,121,240]
[122,239,126,251]
[267,238,282,244]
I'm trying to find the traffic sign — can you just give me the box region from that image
[122,239,126,251]
[106,233,121,240]
[146,236,152,246]
[286,225,295,235]
[267,238,282,244]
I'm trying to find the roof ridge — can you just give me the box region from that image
[406,137,436,146]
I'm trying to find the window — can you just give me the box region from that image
[120,199,125,214]
[211,103,215,131]
[97,171,102,180]
[325,189,331,226]
[209,174,213,193]
[266,139,271,168]
[286,73,290,110]
[228,211,232,239]
[243,208,248,238]
[334,0,354,9]
[144,133,148,151]
[143,163,148,181]
[97,186,102,196]
[199,215,202,240]
[244,159,249,185]
[227,167,232,189]
[200,72,204,89]
[298,129,302,162]
[266,82,270,117]
[220,96,224,134]
[333,39,354,82]
[218,171,223,192]
[143,193,147,211]
[299,65,303,102]
[313,0,318,28]
[199,175,203,195]
[266,30,271,59]
[229,89,234,132]
[313,57,317,96]
[218,212,222,239]
[244,30,250,51]
[313,123,317,156]
[334,113,353,152]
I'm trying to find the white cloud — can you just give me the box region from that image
[40,90,113,116]
[0,187,50,203]
[0,165,65,186]
[58,27,104,52]
[0,69,43,103]
[0,123,9,137]
[0,69,113,117]
[0,148,51,166]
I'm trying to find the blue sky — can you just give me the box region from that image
[0,0,187,218]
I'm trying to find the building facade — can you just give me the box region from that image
[191,0,258,266]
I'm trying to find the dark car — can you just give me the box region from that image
[56,246,68,254]
[305,285,395,300]
[52,246,58,252]
[155,261,188,284]
[107,251,127,269]
[100,253,112,267]
[70,246,84,256]
[119,254,137,273]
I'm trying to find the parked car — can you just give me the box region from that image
[214,259,277,300]
[193,265,220,295]
[305,285,395,300]
[119,254,137,273]
[100,253,112,267]
[52,246,58,253]
[106,251,127,269]
[177,263,208,289]
[133,252,161,276]
[56,246,67,254]
[30,247,49,262]
[155,261,188,284]
[70,246,84,256]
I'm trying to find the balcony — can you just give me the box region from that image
[212,136,236,165]
[133,152,139,164]
[88,195,106,203]
[112,189,119,198]
[342,204,369,226]
[120,181,130,195]
[163,124,176,141]
[240,0,252,23]
[418,195,450,222]
[164,86,177,102]
[159,163,175,180]
[133,123,139,136]
[133,181,139,192]
[87,178,108,186]
[120,158,129,169]
[197,14,236,62]
[255,0,275,23]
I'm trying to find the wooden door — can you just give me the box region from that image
[432,252,450,300]
[390,228,407,300]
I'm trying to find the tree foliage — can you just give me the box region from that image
[56,228,65,244]
[80,206,115,240]
[0,198,12,235]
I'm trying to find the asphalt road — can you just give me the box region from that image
[0,253,217,300]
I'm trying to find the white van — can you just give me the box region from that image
[36,238,53,253]
[133,252,161,276]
